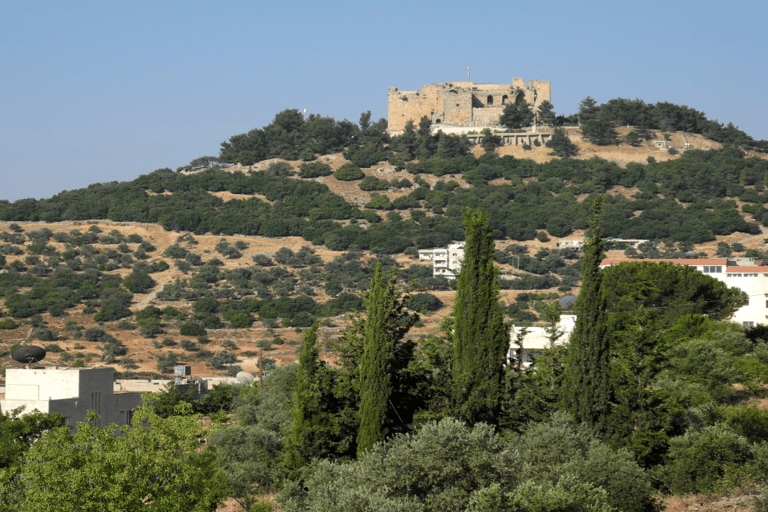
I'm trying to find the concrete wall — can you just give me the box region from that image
[726,268,768,327]
[114,376,239,394]
[1,367,142,432]
[464,132,553,147]
[6,367,85,401]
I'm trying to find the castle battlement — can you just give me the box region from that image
[387,79,551,132]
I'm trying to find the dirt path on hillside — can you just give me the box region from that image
[132,277,167,311]
[737,226,768,245]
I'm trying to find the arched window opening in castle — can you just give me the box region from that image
[487,95,494,105]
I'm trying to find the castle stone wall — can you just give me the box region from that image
[472,107,506,126]
[440,88,473,125]
[388,79,551,132]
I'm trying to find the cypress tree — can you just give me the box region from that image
[356,263,416,456]
[284,324,333,470]
[563,196,613,430]
[452,209,510,424]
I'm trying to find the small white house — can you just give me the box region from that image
[1,367,143,432]
[508,314,576,367]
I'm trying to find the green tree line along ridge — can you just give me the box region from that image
[1,147,766,248]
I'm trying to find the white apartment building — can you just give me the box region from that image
[1,367,143,432]
[600,258,768,328]
[418,242,465,279]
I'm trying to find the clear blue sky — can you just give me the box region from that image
[2,0,766,202]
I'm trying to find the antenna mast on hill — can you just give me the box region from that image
[468,66,470,82]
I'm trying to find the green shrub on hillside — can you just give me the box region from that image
[344,143,385,168]
[365,194,393,210]
[123,270,155,294]
[298,162,333,178]
[334,164,364,181]
[657,424,754,494]
[358,176,389,191]
[180,321,206,336]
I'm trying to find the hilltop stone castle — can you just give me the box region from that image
[387,78,551,132]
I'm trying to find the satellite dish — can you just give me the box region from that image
[558,295,577,310]
[12,345,46,364]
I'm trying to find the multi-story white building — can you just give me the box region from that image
[1,367,143,432]
[418,243,465,279]
[600,258,768,328]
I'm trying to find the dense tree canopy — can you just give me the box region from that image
[20,407,228,511]
[0,145,764,248]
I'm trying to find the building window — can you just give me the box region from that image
[743,321,755,328]
[487,95,493,105]
[703,266,722,273]
[502,95,508,105]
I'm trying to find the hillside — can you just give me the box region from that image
[5,118,768,510]
[2,127,768,380]
[4,81,768,384]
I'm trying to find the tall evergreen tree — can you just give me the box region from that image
[563,196,613,431]
[499,101,535,130]
[284,324,336,470]
[536,100,557,126]
[452,209,510,424]
[357,263,417,456]
[578,96,601,124]
[546,127,579,157]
